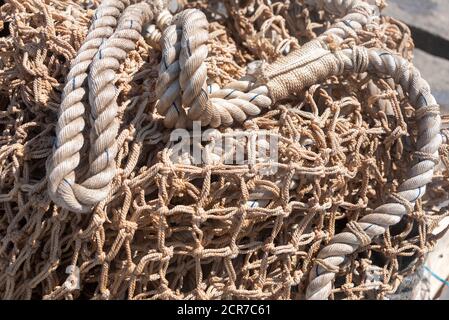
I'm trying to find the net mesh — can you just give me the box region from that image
[0,0,448,300]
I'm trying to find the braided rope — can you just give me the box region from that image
[304,47,442,300]
[47,1,154,212]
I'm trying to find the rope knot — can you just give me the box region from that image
[97,252,106,263]
[263,242,275,253]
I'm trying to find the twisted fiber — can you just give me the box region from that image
[207,81,272,127]
[143,9,173,50]
[157,9,272,128]
[261,0,379,100]
[48,2,153,212]
[305,47,442,300]
[309,0,379,44]
[177,9,212,124]
[155,17,186,128]
[47,0,130,210]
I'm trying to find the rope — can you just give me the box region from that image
[303,47,442,300]
[261,0,379,101]
[143,9,173,50]
[156,9,272,128]
[2,0,448,300]
[157,0,378,128]
[47,1,157,212]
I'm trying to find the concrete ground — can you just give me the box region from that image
[384,0,449,112]
[384,0,449,300]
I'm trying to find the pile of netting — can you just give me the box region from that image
[0,0,448,300]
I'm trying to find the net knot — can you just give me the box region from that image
[100,289,110,300]
[390,192,414,215]
[346,221,371,246]
[263,242,275,253]
[314,258,340,274]
[415,104,440,120]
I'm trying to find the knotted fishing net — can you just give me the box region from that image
[0,0,448,300]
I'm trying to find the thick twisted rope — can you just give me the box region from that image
[259,0,379,101]
[155,17,186,128]
[157,9,272,128]
[47,0,130,211]
[289,47,442,300]
[177,9,211,124]
[308,0,379,45]
[143,9,173,50]
[48,1,155,212]
[157,0,379,128]
[85,3,153,205]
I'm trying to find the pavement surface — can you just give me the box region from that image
[384,0,449,41]
[383,0,449,111]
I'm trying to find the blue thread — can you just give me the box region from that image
[99,49,103,59]
[106,149,109,163]
[63,178,71,186]
[412,186,423,202]
[72,77,76,91]
[208,84,212,94]
[249,94,260,102]
[130,20,133,28]
[172,102,179,113]
[186,38,192,56]
[224,89,236,99]
[417,91,428,106]
[424,266,449,288]
[363,225,373,232]
[343,20,352,27]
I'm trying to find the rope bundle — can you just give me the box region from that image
[0,0,448,300]
[47,0,161,212]
[156,8,272,128]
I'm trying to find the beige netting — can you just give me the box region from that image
[0,0,448,300]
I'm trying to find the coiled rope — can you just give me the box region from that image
[47,0,163,213]
[156,9,272,128]
[299,47,442,300]
[156,0,379,128]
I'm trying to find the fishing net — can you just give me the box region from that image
[0,0,448,300]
